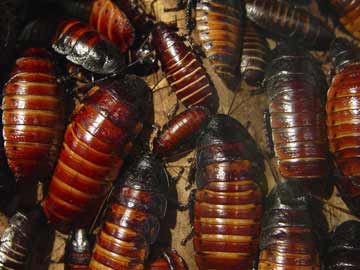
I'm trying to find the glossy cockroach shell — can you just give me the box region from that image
[326,220,360,270]
[195,0,244,90]
[258,182,326,270]
[89,153,169,270]
[41,75,152,232]
[240,20,270,90]
[265,42,330,196]
[192,114,265,270]
[327,38,360,217]
[245,0,335,50]
[330,0,360,39]
[153,106,211,159]
[65,229,93,270]
[146,249,187,270]
[52,19,125,74]
[2,48,65,183]
[152,22,219,112]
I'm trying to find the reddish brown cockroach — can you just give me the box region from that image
[89,153,169,270]
[330,0,360,39]
[65,229,93,270]
[41,75,152,233]
[152,22,219,112]
[146,249,187,270]
[245,0,335,50]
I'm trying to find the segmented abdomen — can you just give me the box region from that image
[146,249,187,270]
[196,0,244,90]
[152,22,218,112]
[2,48,64,182]
[245,0,334,50]
[330,0,360,39]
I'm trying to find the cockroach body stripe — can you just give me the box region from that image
[245,0,335,50]
[89,154,169,270]
[41,75,151,232]
[146,249,188,270]
[330,0,360,39]
[152,22,219,112]
[65,229,93,270]
[192,114,265,270]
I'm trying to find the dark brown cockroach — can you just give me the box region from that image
[245,0,335,50]
[146,249,188,270]
[326,220,360,270]
[240,20,270,90]
[52,19,125,74]
[153,106,211,160]
[89,153,169,270]
[183,114,266,270]
[65,229,93,270]
[41,75,152,233]
[327,38,360,217]
[0,206,47,270]
[258,182,327,270]
[330,0,360,39]
[264,42,330,196]
[152,22,219,112]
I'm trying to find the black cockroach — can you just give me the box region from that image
[65,229,93,270]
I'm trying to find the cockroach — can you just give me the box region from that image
[41,75,152,233]
[245,0,335,50]
[65,229,93,270]
[146,249,187,270]
[153,106,211,160]
[152,22,219,112]
[326,220,360,270]
[52,19,125,74]
[0,205,47,270]
[330,0,360,39]
[89,153,169,270]
[258,182,326,270]
[327,38,360,217]
[183,114,266,270]
[264,42,330,196]
[240,20,270,90]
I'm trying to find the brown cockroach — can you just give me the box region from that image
[327,38,360,217]
[52,19,125,74]
[146,249,188,270]
[89,153,169,270]
[152,22,219,112]
[264,42,331,196]
[330,0,360,39]
[183,114,266,270]
[65,229,93,270]
[41,75,152,233]
[245,0,335,50]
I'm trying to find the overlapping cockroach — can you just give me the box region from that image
[65,229,93,270]
[330,0,360,39]
[146,249,188,270]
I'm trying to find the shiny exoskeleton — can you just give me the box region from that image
[52,19,125,74]
[265,43,330,196]
[258,182,324,270]
[326,220,360,270]
[245,0,335,50]
[189,114,265,270]
[152,22,218,112]
[195,0,244,90]
[65,229,93,270]
[153,106,211,159]
[240,20,270,89]
[89,153,169,270]
[0,206,47,270]
[327,38,360,217]
[146,249,187,270]
[330,0,360,39]
[41,75,151,233]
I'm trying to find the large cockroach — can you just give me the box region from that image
[245,0,335,50]
[264,42,330,196]
[146,249,187,270]
[41,75,152,232]
[65,229,93,270]
[184,114,266,270]
[89,153,169,270]
[153,106,211,160]
[240,20,270,90]
[326,220,360,270]
[52,19,125,74]
[258,182,326,270]
[0,206,47,270]
[330,0,360,39]
[327,38,360,217]
[152,22,219,112]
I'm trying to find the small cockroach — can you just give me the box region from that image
[152,22,219,112]
[146,249,187,270]
[65,229,93,270]
[89,153,169,270]
[240,20,270,90]
[153,106,211,159]
[245,0,335,50]
[327,38,360,217]
[41,75,152,233]
[52,19,125,74]
[264,42,330,196]
[184,114,266,270]
[330,0,360,39]
[326,220,360,270]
